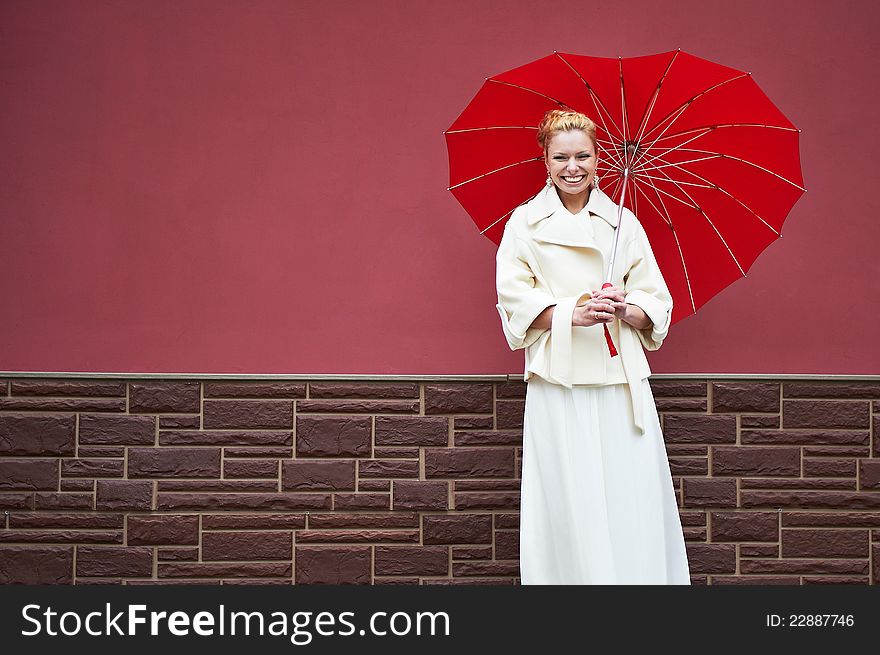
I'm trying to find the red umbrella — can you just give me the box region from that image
[445,49,805,324]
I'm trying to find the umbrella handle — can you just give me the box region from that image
[601,282,619,358]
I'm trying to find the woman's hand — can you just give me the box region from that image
[594,285,652,330]
[572,296,616,327]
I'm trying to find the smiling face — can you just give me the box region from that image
[544,129,598,205]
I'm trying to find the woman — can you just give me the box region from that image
[495,109,690,585]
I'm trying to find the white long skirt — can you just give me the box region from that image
[520,377,691,585]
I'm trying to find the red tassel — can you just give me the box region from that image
[601,282,619,357]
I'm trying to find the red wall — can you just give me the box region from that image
[1,0,878,374]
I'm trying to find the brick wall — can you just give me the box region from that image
[0,376,877,585]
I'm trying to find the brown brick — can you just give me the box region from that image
[11,380,125,397]
[712,575,794,585]
[375,416,448,446]
[712,383,779,412]
[295,546,371,584]
[297,530,418,544]
[203,514,306,530]
[803,446,867,457]
[203,400,293,429]
[741,478,853,491]
[55,478,90,491]
[128,448,221,478]
[783,382,880,398]
[157,493,330,511]
[455,480,519,490]
[494,532,519,559]
[297,400,419,414]
[741,429,868,446]
[682,478,737,508]
[782,511,880,527]
[495,382,527,399]
[423,515,492,544]
[0,546,73,583]
[874,545,880,585]
[741,415,780,428]
[781,529,869,558]
[454,416,494,429]
[77,446,124,457]
[783,400,869,429]
[358,459,418,479]
[453,561,519,577]
[664,415,736,443]
[392,481,448,510]
[282,460,355,491]
[859,460,880,489]
[359,479,391,491]
[680,512,707,527]
[11,513,123,529]
[0,398,124,412]
[129,382,200,413]
[158,480,277,492]
[684,543,736,573]
[307,513,419,529]
[711,446,800,476]
[61,458,124,478]
[425,448,515,478]
[34,493,92,509]
[455,429,522,446]
[224,447,292,458]
[158,548,199,562]
[296,416,371,456]
[741,490,880,509]
[333,493,390,510]
[0,495,34,510]
[0,530,122,544]
[710,511,778,541]
[77,546,153,577]
[495,514,519,529]
[159,415,201,429]
[309,383,418,399]
[654,397,707,412]
[669,457,708,476]
[158,562,291,578]
[204,382,306,398]
[202,531,292,561]
[495,400,524,429]
[0,414,76,455]
[667,445,709,456]
[802,575,869,584]
[127,515,199,545]
[224,459,278,478]
[649,381,707,397]
[740,559,867,575]
[373,448,420,459]
[803,458,855,477]
[741,544,779,557]
[0,459,58,491]
[79,414,156,445]
[374,546,448,576]
[160,430,292,446]
[96,480,152,510]
[453,546,494,560]
[424,384,493,414]
[455,492,520,510]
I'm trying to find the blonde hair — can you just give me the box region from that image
[536,109,598,151]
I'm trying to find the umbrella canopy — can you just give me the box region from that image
[445,49,805,323]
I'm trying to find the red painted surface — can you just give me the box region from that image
[1,0,878,374]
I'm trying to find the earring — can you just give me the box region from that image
[593,174,600,190]
[545,172,553,188]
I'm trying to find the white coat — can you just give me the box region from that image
[495,184,673,432]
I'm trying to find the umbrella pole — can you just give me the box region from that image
[601,168,630,358]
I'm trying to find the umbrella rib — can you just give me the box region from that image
[633,50,680,146]
[445,126,539,134]
[631,179,698,314]
[479,206,518,236]
[647,147,807,191]
[648,165,747,276]
[637,128,724,171]
[638,154,722,173]
[554,53,626,142]
[619,57,631,150]
[486,78,573,110]
[650,122,799,145]
[637,73,750,145]
[448,156,543,190]
[636,173,715,189]
[638,163,781,236]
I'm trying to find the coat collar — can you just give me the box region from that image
[526,185,620,228]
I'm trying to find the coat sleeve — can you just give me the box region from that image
[623,220,673,351]
[495,217,557,351]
